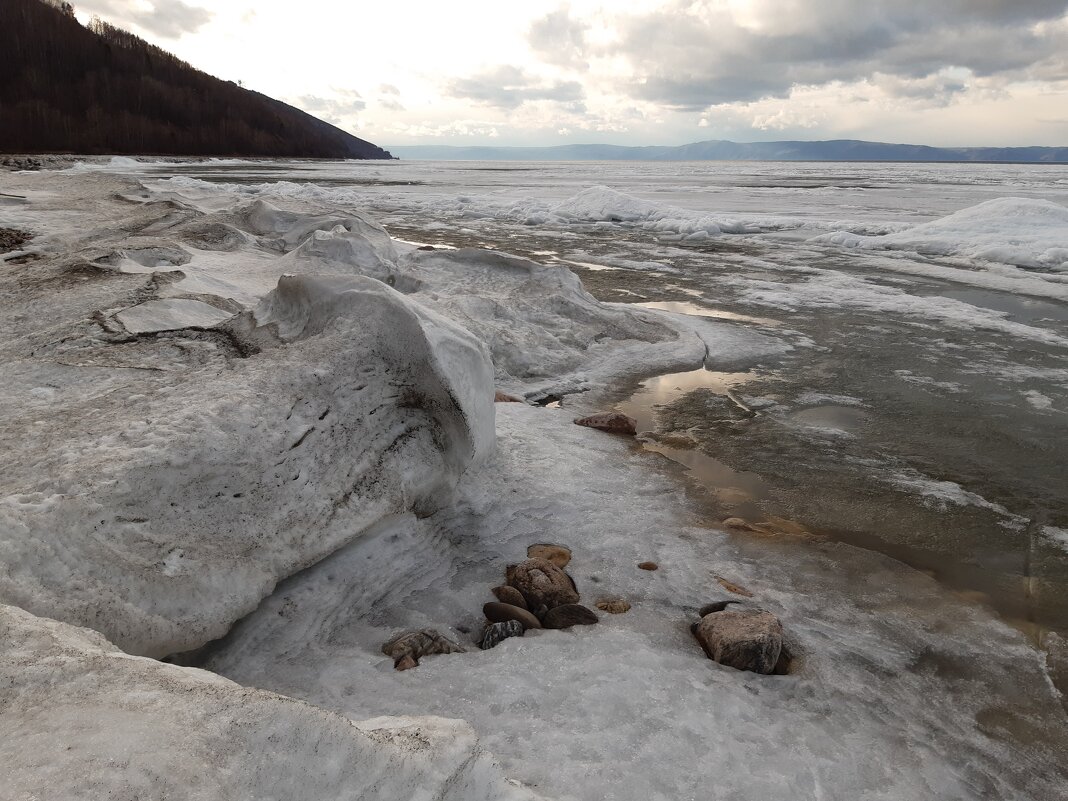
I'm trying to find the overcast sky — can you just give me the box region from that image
[73,0,1068,148]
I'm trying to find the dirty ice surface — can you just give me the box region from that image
[7,159,1068,801]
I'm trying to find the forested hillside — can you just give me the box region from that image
[0,0,391,159]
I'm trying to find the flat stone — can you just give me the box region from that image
[638,561,658,571]
[715,575,754,597]
[527,543,572,568]
[573,412,637,435]
[506,558,579,610]
[543,604,599,629]
[692,608,784,674]
[491,585,528,609]
[483,601,542,630]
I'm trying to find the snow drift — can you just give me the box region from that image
[812,197,1068,271]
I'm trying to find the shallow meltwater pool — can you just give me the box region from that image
[596,274,1068,666]
[615,367,772,518]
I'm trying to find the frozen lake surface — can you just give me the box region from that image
[144,157,1068,645]
[33,156,1066,800]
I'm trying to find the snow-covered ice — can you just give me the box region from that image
[0,603,541,801]
[2,160,1066,801]
[813,197,1068,271]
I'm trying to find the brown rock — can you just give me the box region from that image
[638,561,658,571]
[382,629,466,670]
[491,585,529,609]
[543,604,599,629]
[595,597,631,614]
[715,576,754,597]
[495,390,523,403]
[526,543,572,568]
[692,608,783,674]
[393,654,418,671]
[506,558,580,610]
[573,412,637,436]
[483,601,542,630]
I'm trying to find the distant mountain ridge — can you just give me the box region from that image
[0,0,391,159]
[389,140,1068,163]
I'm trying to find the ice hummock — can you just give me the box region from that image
[0,603,542,801]
[812,197,1068,271]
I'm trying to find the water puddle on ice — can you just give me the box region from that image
[617,368,771,517]
[390,236,457,251]
[562,259,623,271]
[938,288,1068,323]
[634,300,782,327]
[788,405,869,434]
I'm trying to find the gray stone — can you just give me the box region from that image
[479,620,524,650]
[692,609,783,674]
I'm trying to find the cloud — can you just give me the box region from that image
[294,90,366,127]
[447,65,585,109]
[599,0,1068,109]
[378,83,401,95]
[78,0,213,38]
[528,6,590,70]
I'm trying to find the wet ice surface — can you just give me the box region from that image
[78,157,1068,797]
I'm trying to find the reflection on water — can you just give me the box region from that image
[939,288,1068,323]
[634,300,782,327]
[790,405,870,433]
[617,367,769,517]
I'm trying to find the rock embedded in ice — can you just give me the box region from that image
[1,604,542,801]
[526,543,572,568]
[595,597,632,614]
[381,629,467,669]
[506,558,580,610]
[693,608,784,674]
[715,576,754,597]
[491,585,529,609]
[542,604,599,629]
[479,620,525,651]
[573,412,638,435]
[483,602,542,631]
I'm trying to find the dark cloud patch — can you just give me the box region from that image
[529,7,590,69]
[597,0,1068,108]
[447,65,584,109]
[79,0,212,38]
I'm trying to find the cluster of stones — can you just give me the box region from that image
[478,543,602,650]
